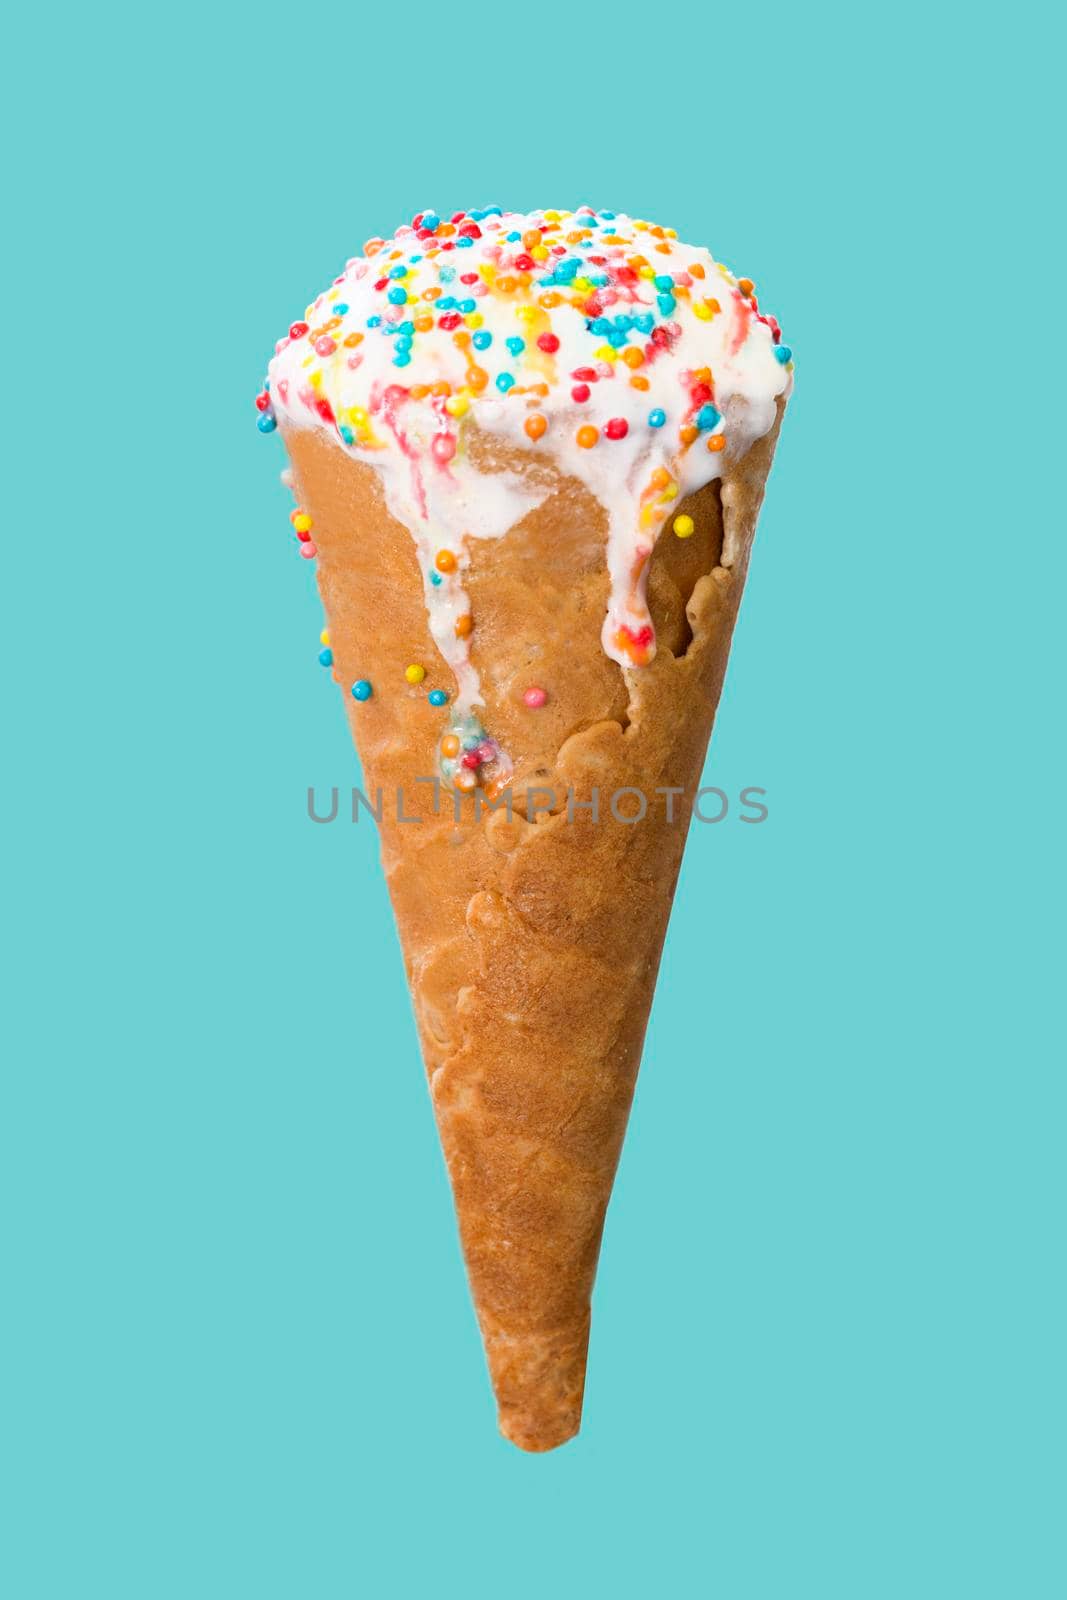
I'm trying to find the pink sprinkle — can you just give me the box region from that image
[299,542,317,560]
[523,686,548,709]
[461,751,482,770]
[432,433,457,465]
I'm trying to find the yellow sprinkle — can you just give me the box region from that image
[692,300,713,321]
[673,515,695,539]
[320,628,330,646]
[595,344,618,363]
[405,663,426,684]
[445,393,470,417]
[544,209,560,222]
[464,312,484,329]
[531,245,549,262]
[516,304,537,323]
[309,370,323,390]
[293,513,313,534]
[347,406,369,426]
[572,277,592,293]
[638,265,656,280]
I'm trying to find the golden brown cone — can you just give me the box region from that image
[282,400,785,1450]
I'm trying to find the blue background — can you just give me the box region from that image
[4,3,1062,1595]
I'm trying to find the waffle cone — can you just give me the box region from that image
[282,402,784,1450]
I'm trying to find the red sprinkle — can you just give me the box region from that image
[513,253,535,270]
[572,366,597,382]
[605,418,629,440]
[254,391,271,412]
[438,313,462,330]
[571,383,591,403]
[691,383,713,406]
[537,333,560,353]
[523,686,548,709]
[313,397,335,423]
[460,272,479,284]
[289,322,309,340]
[461,751,482,770]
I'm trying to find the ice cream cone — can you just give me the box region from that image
[259,205,792,1449]
[281,399,784,1450]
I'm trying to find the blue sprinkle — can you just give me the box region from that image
[599,209,616,219]
[607,328,628,348]
[256,413,276,433]
[470,209,486,222]
[333,302,349,314]
[635,313,654,333]
[457,298,476,314]
[648,408,666,428]
[483,205,502,217]
[496,372,515,393]
[367,315,381,328]
[586,272,609,286]
[408,256,422,266]
[505,336,525,356]
[398,320,414,334]
[455,236,473,248]
[351,680,373,702]
[613,314,633,331]
[393,352,411,367]
[472,330,492,351]
[394,333,413,350]
[430,571,443,588]
[653,274,674,291]
[589,316,609,335]
[387,286,407,305]
[421,213,440,231]
[505,230,522,242]
[428,689,448,706]
[657,293,676,317]
[319,648,334,667]
[774,344,793,364]
[339,425,354,444]
[388,265,407,279]
[696,404,721,431]
[437,296,456,310]
[438,265,456,284]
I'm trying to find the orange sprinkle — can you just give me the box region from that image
[523,229,542,249]
[409,384,429,401]
[680,424,699,446]
[693,366,712,384]
[441,734,460,759]
[343,332,364,348]
[435,550,457,573]
[707,434,726,452]
[706,298,721,315]
[525,414,548,442]
[650,467,671,490]
[655,241,672,254]
[496,275,517,294]
[539,291,562,308]
[621,347,645,370]
[466,366,489,391]
[576,425,599,449]
[690,262,706,279]
[423,287,442,301]
[650,225,665,239]
[455,614,473,639]
[430,380,452,397]
[629,374,650,391]
[738,278,755,297]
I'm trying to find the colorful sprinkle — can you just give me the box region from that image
[319,647,334,666]
[576,424,599,448]
[351,679,372,701]
[523,686,548,709]
[428,689,448,707]
[405,663,426,684]
[673,515,695,539]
